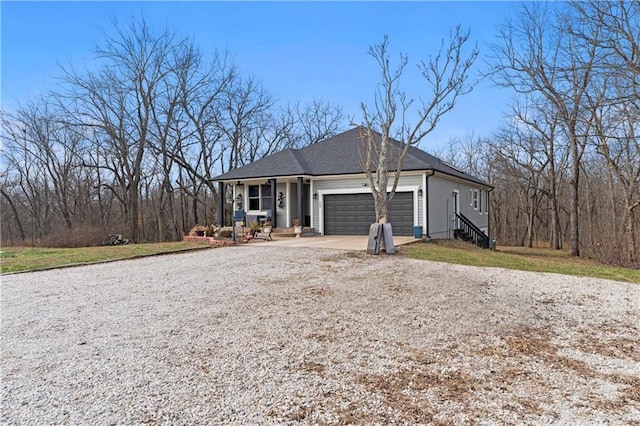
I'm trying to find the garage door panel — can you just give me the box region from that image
[324,192,413,236]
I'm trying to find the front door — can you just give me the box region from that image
[453,190,460,229]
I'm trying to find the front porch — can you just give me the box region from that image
[217,176,313,229]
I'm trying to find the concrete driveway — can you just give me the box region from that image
[259,235,421,250]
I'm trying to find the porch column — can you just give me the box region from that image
[297,176,303,226]
[217,182,225,226]
[270,178,277,228]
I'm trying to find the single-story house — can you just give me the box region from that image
[212,127,492,240]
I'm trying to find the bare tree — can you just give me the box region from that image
[494,124,550,247]
[360,28,478,223]
[1,108,60,240]
[431,132,488,179]
[508,95,569,249]
[58,19,191,242]
[1,15,349,245]
[6,100,84,231]
[0,167,26,242]
[574,1,640,262]
[220,76,274,171]
[289,99,345,147]
[490,3,599,256]
[588,81,640,262]
[158,50,237,228]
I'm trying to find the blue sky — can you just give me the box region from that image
[1,1,517,150]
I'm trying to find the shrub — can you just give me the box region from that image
[188,224,207,236]
[40,225,107,248]
[206,224,219,237]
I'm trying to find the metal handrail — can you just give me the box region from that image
[456,213,490,249]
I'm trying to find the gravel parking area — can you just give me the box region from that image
[1,245,639,424]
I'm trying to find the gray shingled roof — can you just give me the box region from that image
[212,127,490,187]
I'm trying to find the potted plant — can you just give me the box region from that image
[293,218,302,238]
[240,221,259,242]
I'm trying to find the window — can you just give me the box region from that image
[260,183,271,211]
[485,191,489,214]
[473,189,479,210]
[248,184,271,211]
[249,185,260,210]
[479,189,483,214]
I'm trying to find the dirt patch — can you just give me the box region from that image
[302,286,334,298]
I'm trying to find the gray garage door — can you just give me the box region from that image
[324,192,414,236]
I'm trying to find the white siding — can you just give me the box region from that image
[288,183,298,227]
[275,183,287,227]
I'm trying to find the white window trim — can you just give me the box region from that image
[473,189,479,210]
[247,184,272,213]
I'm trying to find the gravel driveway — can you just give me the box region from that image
[1,245,639,424]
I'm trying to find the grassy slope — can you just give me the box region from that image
[0,241,213,274]
[402,240,640,284]
[2,239,639,283]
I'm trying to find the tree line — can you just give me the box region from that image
[1,20,344,246]
[436,2,639,266]
[2,3,638,267]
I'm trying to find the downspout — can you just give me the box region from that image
[310,180,314,232]
[425,170,435,238]
[487,187,494,248]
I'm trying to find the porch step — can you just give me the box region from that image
[271,227,315,238]
[271,232,296,238]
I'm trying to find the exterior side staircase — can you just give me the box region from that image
[454,213,491,249]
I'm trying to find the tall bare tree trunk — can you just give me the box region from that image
[0,188,26,242]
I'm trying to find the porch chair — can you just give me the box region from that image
[253,226,272,241]
[258,209,272,225]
